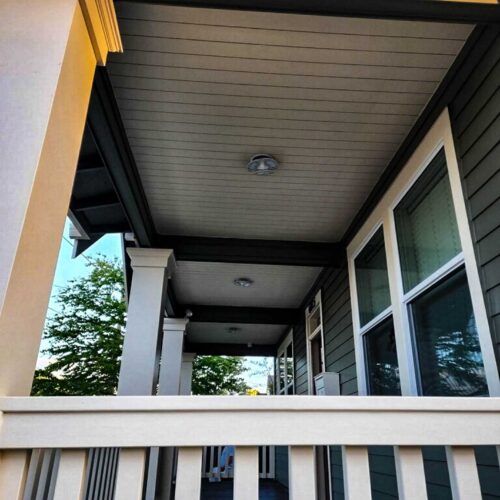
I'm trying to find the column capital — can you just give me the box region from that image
[127,248,175,272]
[79,0,123,65]
[163,317,189,333]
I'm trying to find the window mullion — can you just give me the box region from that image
[383,211,419,396]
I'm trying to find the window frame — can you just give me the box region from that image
[305,289,326,395]
[276,329,294,395]
[347,109,500,397]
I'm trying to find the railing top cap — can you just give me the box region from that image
[1,395,499,414]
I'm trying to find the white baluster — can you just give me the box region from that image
[53,450,87,500]
[114,449,146,500]
[175,447,202,500]
[394,446,427,500]
[446,446,482,500]
[342,446,372,500]
[234,447,259,500]
[289,446,316,500]
[0,450,29,500]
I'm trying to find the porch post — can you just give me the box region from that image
[0,0,121,396]
[156,318,189,500]
[117,248,175,396]
[180,353,196,395]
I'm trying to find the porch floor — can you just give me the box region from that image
[200,479,288,499]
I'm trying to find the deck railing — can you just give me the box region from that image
[0,396,499,499]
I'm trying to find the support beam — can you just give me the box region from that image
[121,0,500,23]
[185,342,276,357]
[185,305,299,325]
[0,0,121,396]
[87,68,156,247]
[156,235,343,267]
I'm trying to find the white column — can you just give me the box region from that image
[156,318,189,500]
[0,0,121,397]
[180,353,196,395]
[117,249,174,396]
[158,318,189,395]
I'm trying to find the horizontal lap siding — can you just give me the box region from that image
[450,31,500,373]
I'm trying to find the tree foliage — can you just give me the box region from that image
[191,356,248,395]
[32,258,126,396]
[32,257,249,397]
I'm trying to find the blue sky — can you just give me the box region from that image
[39,219,273,391]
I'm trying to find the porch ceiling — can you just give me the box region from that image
[108,2,472,243]
[172,261,321,308]
[187,322,285,345]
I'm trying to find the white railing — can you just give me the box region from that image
[0,396,499,500]
[201,445,275,480]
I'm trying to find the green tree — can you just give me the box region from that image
[191,356,248,395]
[32,257,249,396]
[32,257,126,396]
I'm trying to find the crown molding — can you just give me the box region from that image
[79,0,123,65]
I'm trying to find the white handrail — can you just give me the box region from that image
[0,396,499,449]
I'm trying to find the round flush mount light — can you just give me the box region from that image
[247,154,279,175]
[227,327,241,334]
[233,277,254,288]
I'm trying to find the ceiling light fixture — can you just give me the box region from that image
[227,327,241,334]
[247,154,279,175]
[233,277,253,288]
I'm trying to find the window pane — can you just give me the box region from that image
[364,317,401,395]
[286,344,294,390]
[355,227,391,326]
[395,149,461,292]
[278,355,285,393]
[411,268,488,396]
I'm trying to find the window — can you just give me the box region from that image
[364,317,400,395]
[394,149,461,293]
[305,290,326,394]
[348,112,497,398]
[410,268,487,396]
[355,227,391,327]
[276,331,294,395]
[394,149,488,396]
[354,228,400,395]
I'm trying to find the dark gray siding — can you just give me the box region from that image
[450,31,500,372]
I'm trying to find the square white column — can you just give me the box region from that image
[118,248,175,396]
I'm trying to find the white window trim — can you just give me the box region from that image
[347,108,500,397]
[276,329,294,395]
[305,289,326,395]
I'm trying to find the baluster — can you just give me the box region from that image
[53,450,87,500]
[342,446,372,500]
[114,449,146,500]
[0,450,30,500]
[394,446,427,500]
[217,446,222,480]
[446,446,482,500]
[289,446,316,500]
[175,447,203,499]
[209,446,215,480]
[234,447,259,500]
